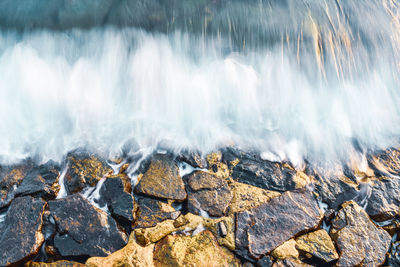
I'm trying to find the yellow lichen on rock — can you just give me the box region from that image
[86,235,155,267]
[270,239,299,260]
[296,229,339,263]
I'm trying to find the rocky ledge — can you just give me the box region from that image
[1,147,400,266]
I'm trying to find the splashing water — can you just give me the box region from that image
[1,0,400,165]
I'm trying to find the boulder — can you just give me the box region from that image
[177,150,207,169]
[270,239,299,260]
[369,147,400,176]
[0,196,46,266]
[48,194,127,258]
[153,230,240,267]
[330,201,391,266]
[25,260,86,266]
[134,196,180,228]
[64,149,112,194]
[295,229,338,263]
[135,154,186,200]
[186,171,232,217]
[235,189,322,259]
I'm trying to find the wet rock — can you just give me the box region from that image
[177,150,207,169]
[48,194,127,258]
[369,147,400,176]
[153,230,240,266]
[235,189,322,259]
[308,164,359,210]
[100,176,136,229]
[295,229,338,263]
[226,149,299,192]
[330,201,391,266]
[387,241,400,266]
[257,256,274,267]
[135,154,186,200]
[134,196,180,228]
[271,239,299,260]
[64,149,112,194]
[15,160,60,200]
[272,258,311,267]
[365,176,400,221]
[0,196,46,266]
[0,162,34,208]
[186,171,232,217]
[86,234,155,267]
[25,260,86,266]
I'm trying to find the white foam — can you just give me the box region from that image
[56,166,68,199]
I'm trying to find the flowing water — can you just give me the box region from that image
[1,0,400,166]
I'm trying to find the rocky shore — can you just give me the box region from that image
[1,147,400,266]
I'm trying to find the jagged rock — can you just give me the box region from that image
[224,149,299,192]
[330,201,391,266]
[135,154,186,200]
[235,189,322,259]
[134,196,180,228]
[387,241,400,266]
[229,180,280,214]
[308,163,359,209]
[272,258,311,267]
[365,176,400,221]
[100,176,136,229]
[0,196,46,266]
[369,147,400,176]
[0,161,34,208]
[177,150,207,169]
[86,234,155,267]
[271,239,299,260]
[15,160,60,200]
[257,256,274,267]
[186,171,232,217]
[25,260,86,266]
[153,230,240,266]
[48,194,127,258]
[64,150,112,194]
[295,229,338,263]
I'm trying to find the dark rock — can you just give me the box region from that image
[330,201,391,266]
[365,176,400,221]
[272,258,310,267]
[64,149,112,194]
[135,154,186,200]
[100,176,136,230]
[388,241,400,266]
[226,149,297,192]
[48,194,127,258]
[0,162,35,208]
[177,150,207,169]
[25,260,86,266]
[235,189,322,259]
[256,256,274,267]
[308,164,359,210]
[0,196,46,266]
[186,171,232,217]
[368,147,400,176]
[134,196,180,228]
[15,160,60,200]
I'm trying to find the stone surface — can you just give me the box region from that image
[135,154,186,200]
[272,258,311,267]
[64,149,112,194]
[365,176,400,221]
[186,171,232,217]
[177,150,207,169]
[369,147,400,176]
[15,160,60,200]
[25,260,86,267]
[235,189,322,259]
[86,234,155,267]
[0,196,46,266]
[134,196,180,228]
[387,241,400,267]
[257,256,274,267]
[48,194,127,258]
[100,176,136,228]
[330,201,391,266]
[0,161,34,208]
[295,229,338,263]
[270,239,299,260]
[153,230,240,267]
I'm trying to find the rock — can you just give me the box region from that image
[15,160,60,200]
[227,149,299,192]
[25,260,86,266]
[186,171,232,217]
[48,194,127,258]
[135,154,186,200]
[177,150,207,169]
[271,239,299,260]
[0,196,46,266]
[387,241,400,266]
[330,201,391,266]
[369,147,400,176]
[0,161,34,208]
[218,221,228,237]
[257,256,274,267]
[235,189,322,259]
[134,196,180,228]
[229,180,280,214]
[64,149,112,194]
[86,234,155,267]
[100,176,136,230]
[153,230,240,267]
[365,176,400,221]
[295,229,338,263]
[272,258,311,267]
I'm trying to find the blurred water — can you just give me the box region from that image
[0,0,399,165]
